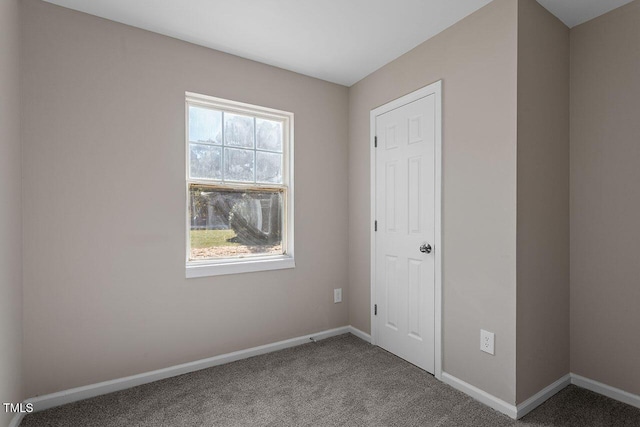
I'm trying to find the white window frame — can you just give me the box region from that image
[185,92,294,278]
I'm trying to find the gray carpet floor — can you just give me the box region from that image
[21,334,640,426]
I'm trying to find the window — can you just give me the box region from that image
[185,93,294,278]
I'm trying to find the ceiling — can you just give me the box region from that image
[537,0,634,28]
[42,0,635,86]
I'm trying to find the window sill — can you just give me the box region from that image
[186,255,295,278]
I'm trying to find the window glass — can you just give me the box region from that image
[188,106,221,144]
[189,144,222,180]
[256,151,282,184]
[256,118,283,152]
[189,185,283,260]
[224,148,255,182]
[224,112,255,148]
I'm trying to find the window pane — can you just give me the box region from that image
[224,113,254,148]
[225,148,254,182]
[190,144,222,180]
[256,151,282,184]
[189,185,283,260]
[189,106,222,144]
[256,118,283,152]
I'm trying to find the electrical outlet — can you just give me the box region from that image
[480,329,495,355]
[334,288,342,303]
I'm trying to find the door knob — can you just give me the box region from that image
[420,244,432,254]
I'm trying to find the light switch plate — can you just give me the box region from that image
[334,288,342,303]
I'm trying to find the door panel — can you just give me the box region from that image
[408,156,422,234]
[375,94,436,373]
[385,255,399,330]
[408,258,423,340]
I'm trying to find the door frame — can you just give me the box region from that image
[370,80,443,380]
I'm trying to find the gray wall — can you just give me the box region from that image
[348,0,519,403]
[516,0,570,404]
[21,0,349,397]
[0,0,23,425]
[570,0,640,396]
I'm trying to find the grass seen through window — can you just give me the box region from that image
[189,227,282,260]
[190,229,238,249]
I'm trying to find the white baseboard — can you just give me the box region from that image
[441,372,518,419]
[19,326,640,424]
[442,371,640,420]
[441,372,571,420]
[516,374,571,419]
[8,413,25,427]
[25,326,353,413]
[571,373,640,410]
[347,326,371,342]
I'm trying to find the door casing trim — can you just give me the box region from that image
[369,80,443,380]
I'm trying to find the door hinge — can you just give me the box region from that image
[374,304,378,316]
[374,136,377,148]
[374,220,377,231]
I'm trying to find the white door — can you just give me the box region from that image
[374,92,437,373]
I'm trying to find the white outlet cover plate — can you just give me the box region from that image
[334,288,342,303]
[480,329,495,355]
